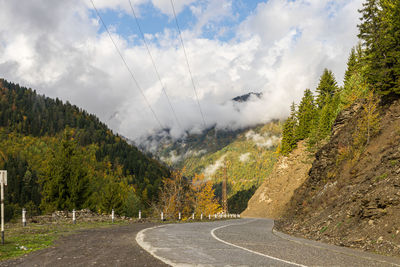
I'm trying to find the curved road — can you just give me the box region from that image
[137,218,400,267]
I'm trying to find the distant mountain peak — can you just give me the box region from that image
[232,92,263,103]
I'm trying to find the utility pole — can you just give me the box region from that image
[0,170,7,245]
[222,161,228,214]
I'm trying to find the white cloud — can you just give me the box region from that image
[0,0,363,141]
[245,130,280,148]
[203,155,226,179]
[239,152,250,163]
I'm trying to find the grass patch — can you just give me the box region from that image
[320,226,328,233]
[375,173,388,182]
[390,160,398,167]
[0,220,128,261]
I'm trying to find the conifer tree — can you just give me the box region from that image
[295,89,317,140]
[280,103,298,155]
[344,48,358,86]
[40,129,90,212]
[316,69,338,108]
[358,0,400,96]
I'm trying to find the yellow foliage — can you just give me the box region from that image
[192,173,221,216]
[353,90,380,149]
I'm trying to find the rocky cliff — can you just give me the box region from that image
[241,141,313,219]
[276,99,400,257]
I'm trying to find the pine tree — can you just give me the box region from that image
[316,69,338,108]
[358,0,400,97]
[280,103,298,155]
[344,48,358,86]
[40,129,90,212]
[295,89,317,140]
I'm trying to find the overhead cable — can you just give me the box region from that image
[170,0,207,128]
[90,0,164,130]
[128,0,183,131]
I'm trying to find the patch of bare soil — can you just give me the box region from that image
[0,223,168,267]
[276,99,400,258]
[241,141,314,219]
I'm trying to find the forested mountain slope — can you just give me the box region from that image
[0,79,169,220]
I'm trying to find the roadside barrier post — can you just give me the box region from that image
[22,208,26,227]
[161,212,163,221]
[138,210,141,220]
[179,212,181,220]
[214,214,217,219]
[192,213,194,220]
[72,209,76,224]
[112,209,114,223]
[201,213,203,220]
[1,170,7,245]
[209,214,211,220]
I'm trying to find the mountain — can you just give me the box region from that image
[0,79,169,220]
[232,92,262,103]
[140,92,282,214]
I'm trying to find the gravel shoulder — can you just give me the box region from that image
[0,223,168,267]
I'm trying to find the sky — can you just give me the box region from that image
[0,0,364,142]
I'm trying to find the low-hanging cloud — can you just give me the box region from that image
[0,0,363,142]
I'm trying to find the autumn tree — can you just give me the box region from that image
[192,173,221,217]
[353,90,380,149]
[158,169,193,219]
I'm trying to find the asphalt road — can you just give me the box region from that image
[137,218,400,267]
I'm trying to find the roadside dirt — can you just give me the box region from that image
[241,141,314,219]
[0,223,168,267]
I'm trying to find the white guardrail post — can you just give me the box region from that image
[72,209,76,224]
[22,208,26,227]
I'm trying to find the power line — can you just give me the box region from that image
[90,0,164,130]
[128,0,183,131]
[170,0,207,128]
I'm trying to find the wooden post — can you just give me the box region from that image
[0,170,7,245]
[192,213,194,220]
